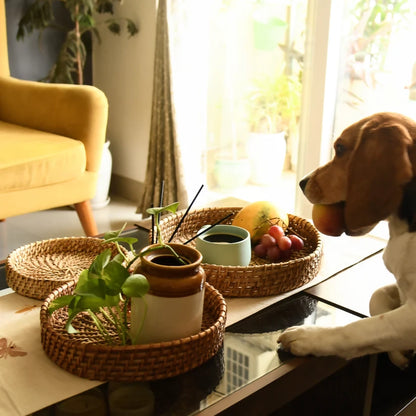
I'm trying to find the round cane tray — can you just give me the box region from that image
[40,281,227,381]
[159,207,323,297]
[6,237,122,300]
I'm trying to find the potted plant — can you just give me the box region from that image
[48,203,206,345]
[15,1,139,207]
[16,0,138,85]
[246,72,301,185]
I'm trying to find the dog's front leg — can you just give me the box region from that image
[369,283,401,316]
[369,283,412,368]
[278,302,416,368]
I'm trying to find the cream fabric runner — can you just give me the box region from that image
[0,229,388,415]
[0,294,101,416]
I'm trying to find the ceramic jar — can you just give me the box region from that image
[130,243,206,344]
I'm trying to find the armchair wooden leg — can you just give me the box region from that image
[74,201,98,236]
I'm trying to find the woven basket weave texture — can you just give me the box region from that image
[6,237,122,300]
[40,280,227,381]
[158,207,323,297]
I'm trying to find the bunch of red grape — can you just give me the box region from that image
[254,224,304,262]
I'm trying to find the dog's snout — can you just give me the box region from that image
[299,177,309,192]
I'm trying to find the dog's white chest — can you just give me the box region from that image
[383,227,416,298]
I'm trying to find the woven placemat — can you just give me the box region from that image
[6,237,123,300]
[158,207,323,297]
[40,281,227,381]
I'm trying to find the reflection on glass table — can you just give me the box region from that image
[35,293,361,416]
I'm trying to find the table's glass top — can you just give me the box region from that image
[29,293,359,416]
[1,227,361,415]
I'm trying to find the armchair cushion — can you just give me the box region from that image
[0,121,86,192]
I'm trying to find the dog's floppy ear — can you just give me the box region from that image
[345,120,414,231]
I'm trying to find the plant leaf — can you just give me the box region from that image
[48,295,75,314]
[102,261,130,295]
[75,275,107,299]
[112,253,126,264]
[105,236,138,246]
[76,294,115,311]
[146,202,179,217]
[104,226,125,240]
[122,274,149,298]
[89,249,112,278]
[65,310,79,334]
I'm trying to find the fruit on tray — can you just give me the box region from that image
[311,203,346,236]
[232,201,289,244]
[253,224,305,262]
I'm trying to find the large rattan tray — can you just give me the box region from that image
[40,280,227,381]
[159,207,323,297]
[6,237,122,300]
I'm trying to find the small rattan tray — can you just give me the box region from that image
[158,207,323,297]
[6,237,122,300]
[40,280,227,381]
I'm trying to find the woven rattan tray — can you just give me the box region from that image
[40,280,227,381]
[159,207,323,297]
[6,237,122,300]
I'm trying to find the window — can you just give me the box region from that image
[168,0,416,217]
[169,0,306,213]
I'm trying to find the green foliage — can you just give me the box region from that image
[48,246,149,344]
[350,0,413,71]
[247,72,301,134]
[48,203,184,345]
[16,0,139,84]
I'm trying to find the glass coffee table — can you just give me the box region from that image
[0,226,381,415]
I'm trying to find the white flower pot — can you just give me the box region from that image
[91,141,112,209]
[247,132,286,185]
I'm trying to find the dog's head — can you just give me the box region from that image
[301,112,416,235]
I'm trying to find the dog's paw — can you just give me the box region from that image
[388,350,413,370]
[278,326,331,357]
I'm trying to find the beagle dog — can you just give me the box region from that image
[278,112,416,369]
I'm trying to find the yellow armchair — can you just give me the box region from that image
[0,0,108,236]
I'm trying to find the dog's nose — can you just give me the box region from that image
[299,177,309,192]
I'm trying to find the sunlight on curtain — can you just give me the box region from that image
[168,0,214,200]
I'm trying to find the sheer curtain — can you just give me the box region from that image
[168,0,216,203]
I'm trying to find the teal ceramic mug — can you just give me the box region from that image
[195,224,251,266]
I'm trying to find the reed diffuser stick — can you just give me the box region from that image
[168,184,204,242]
[150,203,155,244]
[155,180,165,243]
[184,213,233,245]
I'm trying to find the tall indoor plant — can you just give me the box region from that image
[16,1,139,206]
[16,0,138,85]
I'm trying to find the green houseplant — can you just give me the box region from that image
[247,72,301,134]
[16,1,139,205]
[48,202,205,345]
[16,0,138,84]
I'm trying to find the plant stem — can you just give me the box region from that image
[87,310,113,344]
[74,4,83,85]
[131,298,148,345]
[100,306,127,345]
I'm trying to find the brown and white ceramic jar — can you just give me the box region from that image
[130,243,206,344]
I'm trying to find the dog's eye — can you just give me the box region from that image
[335,143,346,157]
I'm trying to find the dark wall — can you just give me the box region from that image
[5,0,91,83]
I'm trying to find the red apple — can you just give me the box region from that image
[312,203,346,236]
